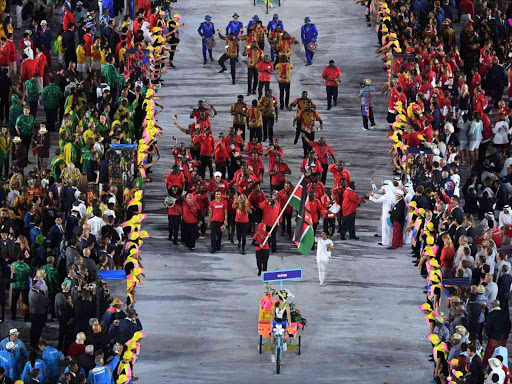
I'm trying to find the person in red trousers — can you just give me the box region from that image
[389,189,406,249]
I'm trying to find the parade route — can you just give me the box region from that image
[134,0,433,382]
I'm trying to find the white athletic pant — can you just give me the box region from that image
[317,259,328,284]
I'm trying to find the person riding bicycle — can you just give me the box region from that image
[270,289,292,362]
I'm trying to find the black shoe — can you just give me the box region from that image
[334,100,337,106]
[210,56,214,61]
[258,270,262,276]
[247,92,251,96]
[169,63,175,68]
[378,242,384,246]
[242,249,246,255]
[387,246,394,249]
[374,234,380,237]
[340,236,346,240]
[349,236,360,240]
[232,80,235,85]
[203,60,207,65]
[237,241,241,249]
[219,68,227,73]
[210,248,216,254]
[327,106,331,110]
[168,236,172,241]
[173,241,178,245]
[280,106,284,110]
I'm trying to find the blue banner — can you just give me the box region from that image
[262,269,302,283]
[98,270,127,280]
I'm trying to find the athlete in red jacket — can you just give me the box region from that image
[340,182,366,240]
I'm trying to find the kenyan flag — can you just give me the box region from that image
[293,177,315,256]
[289,181,304,211]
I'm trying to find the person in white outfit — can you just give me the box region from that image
[316,232,333,286]
[499,205,512,245]
[369,180,396,246]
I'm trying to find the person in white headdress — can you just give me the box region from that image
[369,179,396,246]
[499,205,512,245]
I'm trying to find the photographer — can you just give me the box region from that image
[359,78,376,130]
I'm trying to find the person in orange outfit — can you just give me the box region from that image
[294,103,322,157]
[243,41,263,96]
[321,60,342,110]
[257,55,274,99]
[275,56,294,110]
[217,31,239,84]
[340,181,366,240]
[253,222,270,276]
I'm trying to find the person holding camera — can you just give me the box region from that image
[321,60,341,110]
[359,78,377,130]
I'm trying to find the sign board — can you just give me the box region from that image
[262,269,302,283]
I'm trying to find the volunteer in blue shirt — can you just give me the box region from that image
[198,15,216,65]
[0,342,17,380]
[359,78,376,130]
[301,17,318,66]
[87,344,122,384]
[0,329,28,378]
[39,340,65,383]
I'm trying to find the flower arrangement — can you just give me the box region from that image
[289,302,307,329]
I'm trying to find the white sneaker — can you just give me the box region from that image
[271,354,276,363]
[283,343,287,351]
[319,281,323,286]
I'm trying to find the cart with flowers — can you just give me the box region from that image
[258,270,307,361]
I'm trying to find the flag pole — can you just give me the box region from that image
[262,175,305,246]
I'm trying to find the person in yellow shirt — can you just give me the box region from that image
[247,100,263,142]
[76,40,86,77]
[275,56,294,110]
[217,31,239,85]
[0,126,11,180]
[56,31,64,65]
[242,42,263,96]
[91,37,102,77]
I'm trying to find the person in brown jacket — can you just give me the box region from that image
[34,125,50,169]
[12,136,27,173]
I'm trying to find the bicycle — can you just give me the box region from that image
[272,323,285,374]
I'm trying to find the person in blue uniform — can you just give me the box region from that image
[226,13,244,35]
[267,14,284,61]
[226,13,244,60]
[247,15,259,30]
[198,15,216,65]
[301,17,318,66]
[266,13,284,32]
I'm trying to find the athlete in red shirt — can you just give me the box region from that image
[208,190,228,253]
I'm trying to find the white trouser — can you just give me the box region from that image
[36,77,43,93]
[16,5,22,28]
[317,259,328,284]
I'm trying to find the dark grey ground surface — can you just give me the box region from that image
[132,0,433,382]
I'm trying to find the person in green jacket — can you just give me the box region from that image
[11,254,32,321]
[24,74,39,119]
[16,105,35,161]
[8,91,24,136]
[41,80,63,132]
[15,105,34,163]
